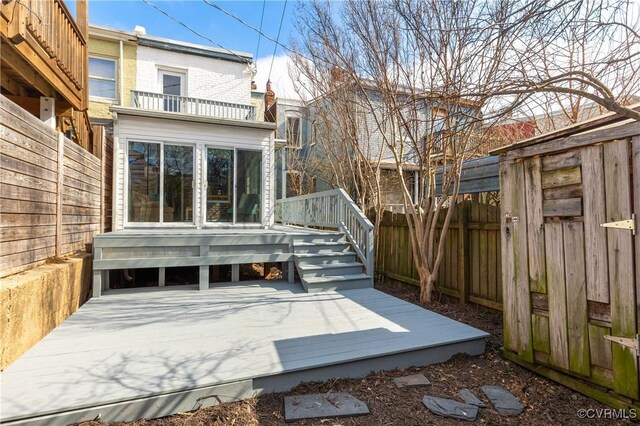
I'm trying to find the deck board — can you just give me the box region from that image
[1,281,488,424]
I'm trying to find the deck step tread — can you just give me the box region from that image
[297,262,363,271]
[295,252,354,259]
[294,242,350,247]
[302,273,370,284]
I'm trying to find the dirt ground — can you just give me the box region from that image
[82,279,633,426]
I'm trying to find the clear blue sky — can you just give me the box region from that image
[69,1,299,60]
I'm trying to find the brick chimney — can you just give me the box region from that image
[264,80,277,123]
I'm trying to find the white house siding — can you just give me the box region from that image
[113,113,274,230]
[136,45,252,105]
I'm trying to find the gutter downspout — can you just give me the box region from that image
[119,40,124,106]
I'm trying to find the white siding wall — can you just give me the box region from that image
[136,45,252,105]
[113,114,274,230]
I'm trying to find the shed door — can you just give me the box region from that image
[501,137,639,400]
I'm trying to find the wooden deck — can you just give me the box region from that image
[1,281,488,425]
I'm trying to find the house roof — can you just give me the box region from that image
[490,102,640,156]
[87,25,252,64]
[137,34,252,64]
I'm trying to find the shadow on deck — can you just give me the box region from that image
[0,281,488,425]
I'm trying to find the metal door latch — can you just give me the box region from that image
[604,334,640,356]
[600,214,636,235]
[505,213,518,224]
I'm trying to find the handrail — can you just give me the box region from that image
[131,90,257,121]
[275,189,375,283]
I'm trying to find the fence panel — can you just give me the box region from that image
[376,200,502,310]
[0,95,102,277]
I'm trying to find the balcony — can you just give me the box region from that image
[1,0,87,110]
[131,90,257,121]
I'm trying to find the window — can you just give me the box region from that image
[286,116,301,148]
[89,57,116,100]
[159,70,185,112]
[128,141,194,223]
[429,108,448,154]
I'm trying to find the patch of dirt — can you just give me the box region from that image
[81,280,633,426]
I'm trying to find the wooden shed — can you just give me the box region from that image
[491,107,640,409]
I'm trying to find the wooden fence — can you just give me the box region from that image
[376,200,502,310]
[1,95,104,277]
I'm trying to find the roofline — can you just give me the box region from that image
[88,25,137,42]
[490,102,640,155]
[111,107,275,131]
[137,35,252,64]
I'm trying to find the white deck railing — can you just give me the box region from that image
[275,189,375,279]
[131,90,257,121]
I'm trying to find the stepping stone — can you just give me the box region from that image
[393,373,432,388]
[459,388,486,407]
[422,395,479,421]
[481,385,525,416]
[284,392,370,421]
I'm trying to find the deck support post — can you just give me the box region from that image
[232,264,240,282]
[158,267,165,287]
[288,260,295,283]
[93,247,103,298]
[199,245,209,290]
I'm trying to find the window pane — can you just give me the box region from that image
[163,145,194,223]
[206,148,234,222]
[287,117,300,147]
[162,74,182,96]
[89,57,116,79]
[128,142,160,222]
[89,78,116,99]
[236,150,261,223]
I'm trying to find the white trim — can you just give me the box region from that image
[89,55,118,101]
[202,145,264,226]
[124,138,196,228]
[285,115,302,149]
[158,68,187,96]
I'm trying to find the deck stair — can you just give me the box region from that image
[293,232,371,292]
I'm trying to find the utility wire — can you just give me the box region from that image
[141,0,251,64]
[202,0,300,58]
[268,0,288,82]
[254,0,266,63]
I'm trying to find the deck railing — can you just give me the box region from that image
[131,90,257,121]
[275,189,375,280]
[1,0,87,109]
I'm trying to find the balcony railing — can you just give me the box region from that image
[131,90,257,121]
[1,0,87,110]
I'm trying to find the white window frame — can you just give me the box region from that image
[88,56,117,101]
[285,115,302,149]
[158,68,187,96]
[124,139,196,228]
[202,145,264,227]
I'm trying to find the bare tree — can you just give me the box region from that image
[292,0,640,304]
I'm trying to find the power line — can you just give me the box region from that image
[202,0,298,58]
[254,0,266,62]
[141,0,251,64]
[269,0,288,82]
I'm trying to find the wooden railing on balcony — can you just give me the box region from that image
[275,189,375,282]
[1,0,87,110]
[131,90,257,121]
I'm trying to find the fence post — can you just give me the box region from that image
[458,201,470,303]
[55,133,65,257]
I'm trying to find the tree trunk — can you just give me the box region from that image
[419,270,435,304]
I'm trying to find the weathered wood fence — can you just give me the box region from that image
[493,112,640,409]
[376,200,502,310]
[1,95,106,277]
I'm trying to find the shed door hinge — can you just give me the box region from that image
[600,214,636,235]
[604,334,640,356]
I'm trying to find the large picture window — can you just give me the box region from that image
[89,57,117,100]
[128,141,194,223]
